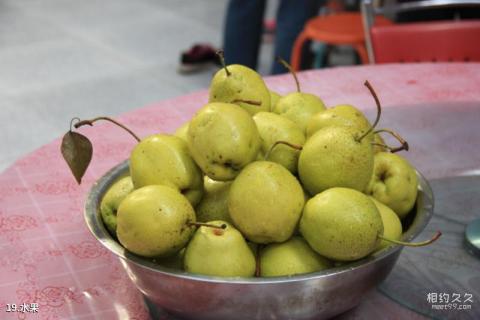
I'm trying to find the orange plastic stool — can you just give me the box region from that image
[291,12,392,70]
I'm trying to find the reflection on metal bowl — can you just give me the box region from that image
[84,160,434,320]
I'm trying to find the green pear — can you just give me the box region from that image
[269,90,281,110]
[195,176,233,223]
[209,64,270,115]
[184,221,256,277]
[260,236,332,277]
[366,152,418,219]
[116,185,196,258]
[100,176,134,235]
[305,104,387,156]
[253,112,305,174]
[272,58,326,133]
[370,197,402,250]
[300,187,383,261]
[187,102,260,181]
[228,161,305,244]
[130,134,204,206]
[273,92,326,133]
[298,126,374,195]
[305,104,371,139]
[174,121,189,142]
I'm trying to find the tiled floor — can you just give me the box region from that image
[0,0,278,171]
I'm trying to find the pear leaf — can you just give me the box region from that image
[61,131,93,184]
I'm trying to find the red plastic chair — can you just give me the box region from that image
[361,0,480,63]
[290,12,393,70]
[371,20,480,63]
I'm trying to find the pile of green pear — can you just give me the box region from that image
[98,55,439,278]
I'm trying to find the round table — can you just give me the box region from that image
[0,63,479,319]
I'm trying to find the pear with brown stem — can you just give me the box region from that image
[118,184,228,258]
[116,185,196,258]
[253,111,305,174]
[61,116,204,206]
[184,221,256,277]
[187,102,261,181]
[209,50,270,115]
[306,104,372,139]
[273,57,326,133]
[300,187,441,261]
[298,81,408,195]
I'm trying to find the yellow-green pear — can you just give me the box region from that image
[100,176,134,235]
[174,122,189,142]
[367,152,418,219]
[209,63,270,115]
[130,134,203,206]
[269,90,281,110]
[195,176,233,223]
[273,92,326,133]
[300,188,383,261]
[370,197,403,250]
[260,237,332,277]
[228,161,305,244]
[305,104,371,139]
[187,102,260,181]
[184,221,256,277]
[298,126,374,195]
[117,185,196,258]
[272,58,326,132]
[253,112,305,174]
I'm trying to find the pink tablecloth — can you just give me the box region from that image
[0,63,479,319]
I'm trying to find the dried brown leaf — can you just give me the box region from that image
[61,131,93,184]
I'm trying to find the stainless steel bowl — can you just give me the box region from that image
[85,160,434,320]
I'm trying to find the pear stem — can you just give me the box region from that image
[69,117,81,132]
[255,245,263,277]
[186,222,227,230]
[371,142,392,152]
[216,50,231,76]
[231,99,262,106]
[265,140,303,160]
[276,56,301,92]
[357,80,381,143]
[74,117,141,142]
[373,129,409,152]
[379,231,442,247]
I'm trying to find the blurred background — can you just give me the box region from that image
[1,0,478,172]
[1,0,230,171]
[1,0,364,172]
